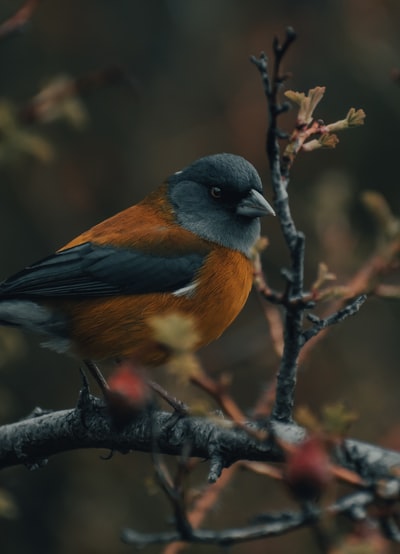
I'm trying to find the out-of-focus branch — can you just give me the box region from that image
[0,0,40,41]
[2,395,400,546]
[163,464,240,554]
[299,221,400,366]
[18,65,138,126]
[121,491,377,548]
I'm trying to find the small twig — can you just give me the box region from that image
[299,236,400,366]
[240,460,283,481]
[83,359,110,398]
[190,371,267,441]
[121,490,375,548]
[301,294,367,345]
[152,447,194,541]
[147,379,189,416]
[163,464,240,554]
[122,510,308,547]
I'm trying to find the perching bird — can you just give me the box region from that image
[0,153,274,366]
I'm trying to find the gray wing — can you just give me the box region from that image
[0,242,205,299]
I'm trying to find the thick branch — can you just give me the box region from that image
[1,398,399,483]
[0,396,274,474]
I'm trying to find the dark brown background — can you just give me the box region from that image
[0,1,400,552]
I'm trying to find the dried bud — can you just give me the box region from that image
[285,437,332,501]
[107,361,151,420]
[325,108,366,133]
[346,107,366,127]
[302,133,339,152]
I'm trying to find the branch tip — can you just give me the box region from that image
[208,455,224,483]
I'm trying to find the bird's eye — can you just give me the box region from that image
[210,186,223,199]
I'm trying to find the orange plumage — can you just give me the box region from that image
[0,154,274,366]
[58,186,253,363]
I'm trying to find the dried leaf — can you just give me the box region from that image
[285,86,326,125]
[346,107,366,127]
[322,402,358,438]
[149,313,200,353]
[312,262,337,292]
[0,489,18,520]
[32,75,89,128]
[361,190,400,239]
[302,133,339,152]
[319,133,340,148]
[166,352,201,384]
[326,108,366,133]
[0,101,54,164]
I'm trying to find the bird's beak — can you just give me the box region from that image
[236,189,275,218]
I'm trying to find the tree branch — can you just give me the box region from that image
[252,29,310,424]
[1,397,399,483]
[301,294,367,345]
[121,490,376,548]
[0,394,275,476]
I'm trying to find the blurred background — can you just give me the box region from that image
[0,0,400,552]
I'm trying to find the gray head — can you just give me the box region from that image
[167,153,274,256]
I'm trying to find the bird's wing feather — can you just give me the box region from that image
[0,242,206,298]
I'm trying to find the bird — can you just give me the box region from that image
[0,153,274,368]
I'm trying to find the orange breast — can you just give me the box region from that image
[55,186,254,365]
[57,248,253,365]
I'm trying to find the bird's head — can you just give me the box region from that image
[167,153,275,256]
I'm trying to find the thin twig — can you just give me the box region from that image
[147,379,189,415]
[83,359,110,397]
[252,28,308,424]
[298,237,400,366]
[152,447,194,541]
[163,464,240,554]
[121,490,374,548]
[301,294,367,345]
[190,372,267,441]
